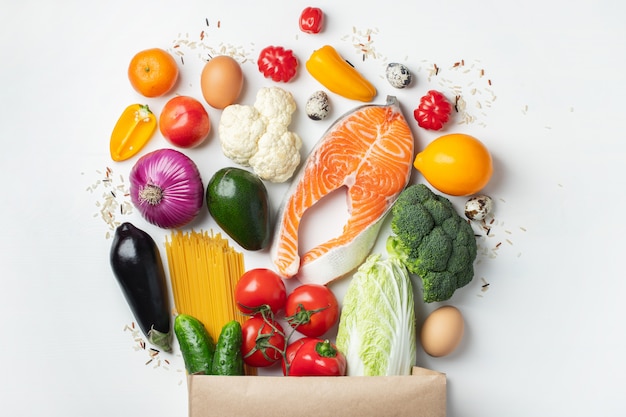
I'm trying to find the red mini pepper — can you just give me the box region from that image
[288,338,347,376]
[257,46,298,83]
[299,7,324,34]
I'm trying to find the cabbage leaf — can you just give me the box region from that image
[336,254,416,376]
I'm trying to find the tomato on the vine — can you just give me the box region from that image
[285,284,339,337]
[288,338,347,376]
[241,316,286,368]
[234,268,287,316]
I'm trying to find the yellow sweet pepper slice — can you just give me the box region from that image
[109,104,157,162]
[305,45,377,102]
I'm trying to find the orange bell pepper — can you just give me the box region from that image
[109,104,157,161]
[305,45,376,102]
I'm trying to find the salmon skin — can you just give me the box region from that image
[271,96,415,285]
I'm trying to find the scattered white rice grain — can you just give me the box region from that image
[480,277,490,292]
[87,168,132,237]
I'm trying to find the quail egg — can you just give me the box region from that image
[305,91,330,120]
[385,63,412,89]
[464,195,494,221]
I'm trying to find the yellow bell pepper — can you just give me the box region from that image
[109,104,157,162]
[305,45,377,102]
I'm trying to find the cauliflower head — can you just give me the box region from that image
[253,86,297,126]
[218,105,266,165]
[218,86,302,183]
[249,124,303,183]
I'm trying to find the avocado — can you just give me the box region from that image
[206,167,271,251]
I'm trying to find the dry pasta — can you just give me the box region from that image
[164,229,246,342]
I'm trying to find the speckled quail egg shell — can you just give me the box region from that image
[305,91,330,120]
[464,195,494,221]
[385,63,412,89]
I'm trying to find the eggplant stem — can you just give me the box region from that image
[147,327,172,352]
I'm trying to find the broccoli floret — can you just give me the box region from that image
[386,184,477,303]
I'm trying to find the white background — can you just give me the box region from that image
[1,0,625,416]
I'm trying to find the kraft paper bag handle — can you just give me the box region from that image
[188,367,446,417]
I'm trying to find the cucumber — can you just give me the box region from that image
[174,314,215,375]
[206,167,270,251]
[211,320,244,376]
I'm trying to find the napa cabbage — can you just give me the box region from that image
[336,254,416,376]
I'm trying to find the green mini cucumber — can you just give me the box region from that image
[174,314,216,375]
[211,320,244,376]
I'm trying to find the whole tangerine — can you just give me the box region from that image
[128,48,179,98]
[413,133,493,196]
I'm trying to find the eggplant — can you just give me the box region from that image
[110,222,172,352]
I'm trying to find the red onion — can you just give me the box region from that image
[129,148,204,229]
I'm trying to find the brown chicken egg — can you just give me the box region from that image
[200,55,244,109]
[420,305,465,357]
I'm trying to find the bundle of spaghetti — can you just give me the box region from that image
[164,229,246,344]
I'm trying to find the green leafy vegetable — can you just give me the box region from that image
[386,183,477,303]
[336,254,416,376]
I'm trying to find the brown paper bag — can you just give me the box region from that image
[188,366,446,417]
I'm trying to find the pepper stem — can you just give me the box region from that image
[315,339,338,358]
[139,184,164,206]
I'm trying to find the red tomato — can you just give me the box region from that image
[281,337,320,376]
[241,316,286,368]
[299,7,324,34]
[285,284,339,337]
[159,96,210,148]
[235,268,287,316]
[288,339,347,376]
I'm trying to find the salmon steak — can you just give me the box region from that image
[270,96,415,285]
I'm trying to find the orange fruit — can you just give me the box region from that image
[128,48,179,98]
[413,133,493,196]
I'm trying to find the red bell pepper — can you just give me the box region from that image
[288,338,347,376]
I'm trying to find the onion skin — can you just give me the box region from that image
[129,148,204,229]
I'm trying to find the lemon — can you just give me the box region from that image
[413,133,493,196]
